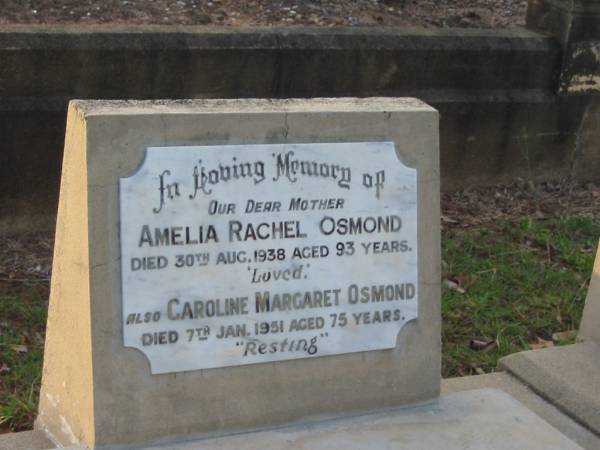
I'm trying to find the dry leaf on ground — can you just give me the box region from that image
[11,344,28,353]
[469,338,497,352]
[528,337,554,350]
[552,330,577,343]
[443,278,466,294]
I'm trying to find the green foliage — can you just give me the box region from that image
[0,284,47,431]
[442,215,599,377]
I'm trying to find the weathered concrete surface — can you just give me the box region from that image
[579,240,600,343]
[443,373,600,450]
[35,105,95,447]
[500,342,600,436]
[4,26,592,233]
[2,389,585,450]
[526,0,600,94]
[0,430,55,450]
[527,0,600,47]
[436,94,594,189]
[560,41,600,94]
[570,98,600,185]
[0,27,558,96]
[37,98,441,449]
[116,389,582,449]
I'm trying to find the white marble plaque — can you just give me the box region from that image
[120,142,418,374]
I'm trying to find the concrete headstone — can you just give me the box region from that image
[36,98,440,449]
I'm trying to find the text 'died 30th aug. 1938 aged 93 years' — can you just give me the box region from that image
[119,142,418,374]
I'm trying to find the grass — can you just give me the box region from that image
[0,282,47,432]
[0,214,598,430]
[442,215,599,377]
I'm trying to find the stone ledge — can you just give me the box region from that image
[499,342,600,436]
[0,430,54,450]
[443,372,600,450]
[92,389,583,449]
[0,26,556,51]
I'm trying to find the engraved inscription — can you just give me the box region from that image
[120,142,418,374]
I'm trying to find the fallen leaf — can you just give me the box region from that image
[441,215,459,224]
[528,337,554,350]
[0,363,10,374]
[35,332,44,344]
[456,366,469,377]
[468,362,486,375]
[11,344,28,353]
[443,278,466,294]
[469,338,497,352]
[552,330,577,343]
[448,274,467,286]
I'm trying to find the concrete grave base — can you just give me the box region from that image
[137,388,581,450]
[443,373,600,450]
[0,430,54,450]
[500,342,600,437]
[4,388,582,450]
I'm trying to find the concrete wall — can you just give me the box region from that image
[0,26,597,232]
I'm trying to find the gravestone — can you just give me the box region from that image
[579,239,600,342]
[36,98,441,448]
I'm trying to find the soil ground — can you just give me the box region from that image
[0,0,527,29]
